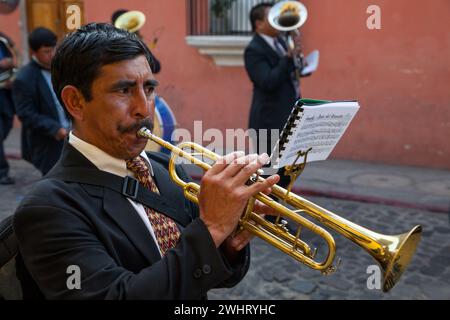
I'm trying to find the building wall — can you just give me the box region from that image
[300,0,450,169]
[0,9,21,50]
[1,0,449,169]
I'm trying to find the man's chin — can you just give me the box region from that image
[131,139,148,155]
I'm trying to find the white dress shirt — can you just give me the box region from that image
[69,131,163,256]
[258,33,286,55]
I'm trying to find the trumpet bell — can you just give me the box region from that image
[268,1,308,31]
[381,225,422,292]
[114,10,146,33]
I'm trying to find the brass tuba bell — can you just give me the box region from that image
[114,10,146,33]
[268,0,308,31]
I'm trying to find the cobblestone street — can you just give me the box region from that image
[1,158,449,300]
[209,197,450,300]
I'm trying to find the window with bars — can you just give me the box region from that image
[186,0,268,36]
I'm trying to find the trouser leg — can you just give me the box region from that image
[0,113,9,178]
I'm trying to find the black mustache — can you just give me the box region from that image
[118,118,154,134]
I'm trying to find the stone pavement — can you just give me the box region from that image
[208,197,450,300]
[1,128,449,299]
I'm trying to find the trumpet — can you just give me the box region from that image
[137,127,422,292]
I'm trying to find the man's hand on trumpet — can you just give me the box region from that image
[222,198,279,257]
[198,152,280,251]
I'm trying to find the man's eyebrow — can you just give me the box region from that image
[109,80,137,91]
[145,79,159,87]
[109,79,159,91]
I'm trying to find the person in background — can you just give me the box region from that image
[244,2,309,184]
[12,27,70,175]
[0,32,16,184]
[111,9,161,74]
[244,2,309,227]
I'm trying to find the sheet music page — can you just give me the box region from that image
[273,101,360,168]
[301,50,319,76]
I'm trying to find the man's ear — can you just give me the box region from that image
[61,85,85,121]
[255,19,264,32]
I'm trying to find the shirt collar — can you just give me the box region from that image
[68,131,154,177]
[258,33,278,51]
[32,55,50,70]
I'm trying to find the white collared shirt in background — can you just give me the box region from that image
[258,33,286,55]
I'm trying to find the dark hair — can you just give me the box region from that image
[28,27,57,51]
[249,2,274,32]
[111,9,128,25]
[51,23,154,120]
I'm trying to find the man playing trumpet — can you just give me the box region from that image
[13,23,279,299]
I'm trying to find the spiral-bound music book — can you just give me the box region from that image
[270,99,360,169]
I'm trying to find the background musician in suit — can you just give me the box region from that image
[0,31,16,184]
[13,23,280,299]
[245,2,306,188]
[12,28,70,175]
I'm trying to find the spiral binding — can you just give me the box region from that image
[270,100,305,168]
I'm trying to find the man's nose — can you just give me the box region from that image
[132,88,152,119]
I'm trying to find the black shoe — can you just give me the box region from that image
[0,176,15,185]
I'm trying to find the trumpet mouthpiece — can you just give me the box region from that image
[137,127,152,138]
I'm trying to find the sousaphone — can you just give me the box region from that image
[269,0,308,31]
[114,10,146,33]
[268,1,308,78]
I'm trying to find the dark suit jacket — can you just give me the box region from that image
[245,34,299,133]
[13,142,250,299]
[12,60,63,174]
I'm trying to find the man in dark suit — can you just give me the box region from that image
[0,32,16,184]
[12,28,70,175]
[13,23,279,299]
[245,2,305,187]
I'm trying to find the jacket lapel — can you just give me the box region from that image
[255,34,281,62]
[54,142,162,264]
[103,188,161,264]
[149,158,191,227]
[31,61,59,120]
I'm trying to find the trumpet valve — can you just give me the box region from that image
[248,169,264,184]
[309,247,318,259]
[321,258,341,276]
[277,219,290,233]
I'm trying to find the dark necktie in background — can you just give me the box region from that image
[274,37,300,99]
[273,37,286,57]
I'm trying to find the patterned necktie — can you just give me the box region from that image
[126,156,181,255]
